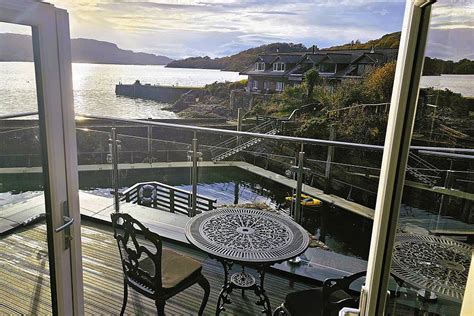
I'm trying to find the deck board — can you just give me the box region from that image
[0,220,313,315]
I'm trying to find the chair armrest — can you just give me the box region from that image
[323,271,366,292]
[331,297,358,310]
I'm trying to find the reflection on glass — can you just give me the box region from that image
[386,1,473,314]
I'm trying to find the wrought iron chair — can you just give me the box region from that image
[111,213,210,315]
[273,271,366,316]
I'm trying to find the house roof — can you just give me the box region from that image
[351,52,387,64]
[255,55,277,64]
[325,53,354,64]
[304,54,328,64]
[271,54,304,64]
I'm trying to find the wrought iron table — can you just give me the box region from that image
[185,208,310,315]
[391,233,472,302]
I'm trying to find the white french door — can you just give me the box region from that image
[362,0,472,315]
[0,1,83,315]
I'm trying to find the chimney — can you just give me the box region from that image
[276,47,279,53]
[312,45,315,54]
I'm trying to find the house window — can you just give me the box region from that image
[263,81,269,90]
[252,80,258,90]
[320,63,336,73]
[273,62,285,72]
[275,82,284,91]
[255,62,265,71]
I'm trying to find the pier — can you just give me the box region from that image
[115,82,203,103]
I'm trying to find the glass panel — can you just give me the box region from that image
[75,118,115,217]
[0,23,52,314]
[386,1,473,314]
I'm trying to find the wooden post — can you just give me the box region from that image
[234,181,240,205]
[237,108,243,132]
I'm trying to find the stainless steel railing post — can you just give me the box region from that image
[190,133,199,217]
[110,127,121,213]
[295,144,304,224]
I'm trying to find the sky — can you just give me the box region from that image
[1,0,473,60]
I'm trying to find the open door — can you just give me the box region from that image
[362,1,473,315]
[0,1,83,315]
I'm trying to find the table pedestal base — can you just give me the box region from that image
[215,260,271,316]
[417,289,438,302]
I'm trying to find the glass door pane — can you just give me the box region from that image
[385,1,473,314]
[0,23,53,314]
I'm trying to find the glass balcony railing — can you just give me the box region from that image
[1,111,472,315]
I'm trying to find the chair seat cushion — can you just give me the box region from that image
[139,248,202,290]
[285,287,353,316]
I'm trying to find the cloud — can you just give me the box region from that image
[1,0,471,60]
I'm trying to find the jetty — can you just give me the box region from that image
[115,81,203,103]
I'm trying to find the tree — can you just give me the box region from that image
[305,67,320,100]
[363,61,397,103]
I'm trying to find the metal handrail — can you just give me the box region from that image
[0,112,38,120]
[2,111,474,155]
[210,120,273,152]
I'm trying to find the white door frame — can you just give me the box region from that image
[0,1,83,315]
[361,0,435,314]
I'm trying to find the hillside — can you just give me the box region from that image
[166,43,307,71]
[327,32,401,50]
[0,33,173,65]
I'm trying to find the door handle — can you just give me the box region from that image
[56,201,74,249]
[55,216,74,233]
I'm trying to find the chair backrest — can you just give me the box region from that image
[322,271,367,316]
[111,213,163,293]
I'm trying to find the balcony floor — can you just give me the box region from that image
[0,220,313,315]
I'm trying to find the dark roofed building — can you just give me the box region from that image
[240,48,398,93]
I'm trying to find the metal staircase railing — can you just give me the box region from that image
[210,120,276,161]
[212,128,279,162]
[406,152,441,186]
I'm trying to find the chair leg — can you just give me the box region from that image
[120,281,128,316]
[273,304,289,316]
[156,299,166,316]
[197,274,211,316]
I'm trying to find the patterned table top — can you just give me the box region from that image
[391,234,472,302]
[185,208,309,264]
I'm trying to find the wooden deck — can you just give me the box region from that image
[0,220,313,315]
[0,191,369,282]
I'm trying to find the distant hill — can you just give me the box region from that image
[326,32,401,50]
[0,33,173,65]
[166,43,308,72]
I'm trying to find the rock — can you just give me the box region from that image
[178,104,233,119]
[309,239,330,250]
